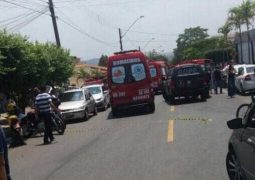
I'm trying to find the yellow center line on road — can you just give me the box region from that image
[167,119,174,143]
[170,106,175,112]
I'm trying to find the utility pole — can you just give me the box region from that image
[49,0,61,47]
[119,28,123,51]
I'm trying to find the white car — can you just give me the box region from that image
[59,88,97,121]
[234,64,255,93]
[83,84,110,111]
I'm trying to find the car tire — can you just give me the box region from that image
[112,107,119,117]
[84,109,89,121]
[226,150,245,180]
[93,106,97,116]
[200,92,207,102]
[103,102,108,111]
[148,102,155,113]
[169,95,175,104]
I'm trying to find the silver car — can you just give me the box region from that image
[84,84,110,111]
[59,88,97,121]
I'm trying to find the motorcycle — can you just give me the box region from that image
[21,109,66,138]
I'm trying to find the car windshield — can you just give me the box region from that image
[87,87,101,95]
[246,66,255,73]
[60,91,84,102]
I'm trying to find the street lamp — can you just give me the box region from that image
[119,16,144,51]
[142,38,155,50]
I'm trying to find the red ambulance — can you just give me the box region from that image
[107,50,155,117]
[149,60,168,94]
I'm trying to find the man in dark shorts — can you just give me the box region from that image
[35,86,57,145]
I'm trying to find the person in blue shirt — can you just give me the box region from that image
[0,125,11,180]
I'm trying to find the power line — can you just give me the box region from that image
[0,10,36,24]
[1,0,51,16]
[58,17,117,47]
[9,8,48,31]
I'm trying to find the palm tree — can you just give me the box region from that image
[228,6,244,63]
[218,22,232,40]
[240,0,255,64]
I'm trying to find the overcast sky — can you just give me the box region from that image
[0,0,243,60]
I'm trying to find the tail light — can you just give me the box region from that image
[244,75,251,81]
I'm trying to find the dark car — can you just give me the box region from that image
[226,105,255,180]
[162,64,208,103]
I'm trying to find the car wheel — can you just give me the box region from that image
[112,107,119,117]
[104,102,108,111]
[148,102,155,113]
[84,109,89,121]
[240,83,245,95]
[93,106,97,115]
[226,150,245,180]
[200,92,207,102]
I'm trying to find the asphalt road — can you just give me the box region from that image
[8,91,250,180]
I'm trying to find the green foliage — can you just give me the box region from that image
[98,55,108,67]
[147,51,169,62]
[173,26,209,62]
[0,30,74,108]
[91,69,103,78]
[204,48,234,64]
[76,68,91,82]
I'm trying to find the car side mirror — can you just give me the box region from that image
[227,118,244,129]
[103,90,109,94]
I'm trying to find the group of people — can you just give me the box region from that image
[0,85,60,180]
[207,62,236,98]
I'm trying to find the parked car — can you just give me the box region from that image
[226,105,255,180]
[234,64,255,94]
[59,88,97,121]
[83,84,110,111]
[107,50,155,117]
[162,64,208,103]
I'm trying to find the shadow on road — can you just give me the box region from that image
[164,97,206,106]
[107,106,153,120]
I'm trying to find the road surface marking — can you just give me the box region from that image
[167,119,174,143]
[170,106,175,112]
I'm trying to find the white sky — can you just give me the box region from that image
[0,0,243,60]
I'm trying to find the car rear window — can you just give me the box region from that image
[246,66,255,73]
[60,91,84,102]
[150,67,157,78]
[175,67,201,76]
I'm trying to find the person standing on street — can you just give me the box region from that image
[213,65,223,94]
[227,64,236,98]
[0,125,12,180]
[35,85,57,145]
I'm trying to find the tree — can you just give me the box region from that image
[98,55,108,67]
[147,51,169,62]
[218,22,232,40]
[91,69,103,78]
[0,30,74,109]
[76,68,91,83]
[228,6,244,63]
[173,26,209,62]
[240,0,255,63]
